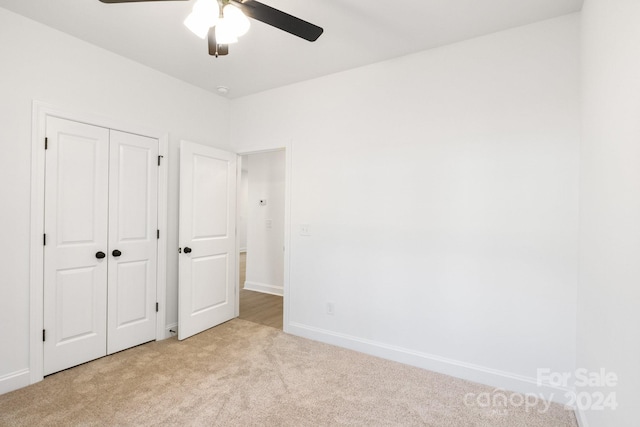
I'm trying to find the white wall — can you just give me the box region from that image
[0,3,586,406]
[0,8,230,392]
[244,151,285,295]
[578,1,640,425]
[231,14,580,400]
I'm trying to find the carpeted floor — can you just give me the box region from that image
[0,319,577,426]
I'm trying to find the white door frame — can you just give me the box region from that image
[235,144,292,332]
[29,101,169,384]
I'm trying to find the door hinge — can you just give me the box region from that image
[43,234,46,246]
[156,302,159,312]
[157,229,160,239]
[157,155,163,166]
[44,137,48,150]
[42,329,46,342]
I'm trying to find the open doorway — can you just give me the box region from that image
[237,150,285,329]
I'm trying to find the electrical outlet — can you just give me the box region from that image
[326,302,335,316]
[300,224,311,236]
[265,219,272,229]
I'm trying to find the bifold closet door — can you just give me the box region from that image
[107,130,158,354]
[44,118,159,375]
[43,117,110,376]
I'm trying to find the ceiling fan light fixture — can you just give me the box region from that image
[184,0,219,39]
[222,4,250,37]
[107,0,324,58]
[215,18,239,44]
[184,13,210,39]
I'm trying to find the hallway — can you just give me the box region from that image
[238,252,283,330]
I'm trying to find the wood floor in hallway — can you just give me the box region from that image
[238,252,283,330]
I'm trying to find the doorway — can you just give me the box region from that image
[237,151,285,329]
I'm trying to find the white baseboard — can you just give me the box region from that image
[287,322,575,406]
[164,323,178,339]
[0,369,30,395]
[243,281,283,297]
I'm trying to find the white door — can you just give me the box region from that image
[44,118,160,375]
[107,130,159,354]
[178,141,237,340]
[44,117,109,375]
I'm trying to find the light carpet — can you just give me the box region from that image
[0,319,577,426]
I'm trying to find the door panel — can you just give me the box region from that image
[191,254,228,313]
[179,141,237,340]
[115,260,149,326]
[192,155,229,239]
[107,130,158,354]
[56,267,99,342]
[44,117,109,376]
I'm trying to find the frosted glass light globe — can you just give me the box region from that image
[216,18,239,44]
[184,0,219,39]
[223,4,251,37]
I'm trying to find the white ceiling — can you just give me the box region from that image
[0,0,583,99]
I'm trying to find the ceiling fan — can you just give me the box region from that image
[99,0,323,57]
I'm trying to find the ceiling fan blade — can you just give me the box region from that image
[232,0,323,42]
[99,0,188,3]
[208,28,229,57]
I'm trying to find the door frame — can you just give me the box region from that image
[29,101,169,384]
[235,144,292,332]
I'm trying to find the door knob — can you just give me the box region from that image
[96,251,106,259]
[183,247,192,254]
[112,249,122,257]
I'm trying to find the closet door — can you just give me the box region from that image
[107,130,158,354]
[43,117,109,376]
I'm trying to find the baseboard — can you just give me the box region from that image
[575,407,589,427]
[164,322,178,339]
[243,281,283,296]
[0,369,30,395]
[239,248,247,253]
[287,322,575,406]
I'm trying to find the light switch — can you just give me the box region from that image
[265,219,272,229]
